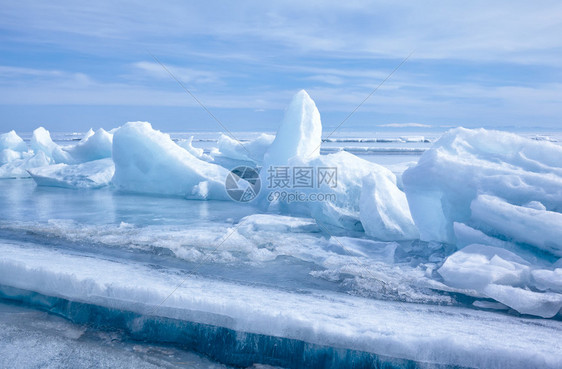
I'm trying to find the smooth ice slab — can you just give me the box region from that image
[470,194,562,257]
[1,242,561,369]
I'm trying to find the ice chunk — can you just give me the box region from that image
[438,244,562,317]
[471,195,562,257]
[0,149,22,165]
[326,236,398,262]
[213,133,274,163]
[30,127,73,163]
[177,136,213,162]
[237,214,320,233]
[112,122,229,199]
[403,128,562,243]
[472,300,509,310]
[438,244,530,291]
[64,128,113,163]
[0,151,52,178]
[260,91,416,237]
[532,268,562,293]
[264,90,322,164]
[0,130,27,152]
[28,158,114,189]
[483,284,562,318]
[360,171,418,241]
[305,151,402,232]
[451,222,551,266]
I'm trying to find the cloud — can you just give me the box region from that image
[378,123,432,128]
[132,61,221,85]
[0,66,64,78]
[2,1,562,64]
[1,2,562,129]
[305,75,346,85]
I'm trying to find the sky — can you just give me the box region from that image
[1,1,562,133]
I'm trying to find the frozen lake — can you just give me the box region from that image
[1,122,561,368]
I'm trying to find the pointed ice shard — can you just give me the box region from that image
[264,90,322,164]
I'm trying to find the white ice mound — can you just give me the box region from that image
[471,195,562,257]
[112,121,229,199]
[177,136,211,161]
[438,244,562,318]
[28,158,114,189]
[403,127,562,244]
[0,149,22,165]
[360,172,419,241]
[264,90,322,164]
[64,128,113,163]
[0,131,29,168]
[0,151,52,178]
[30,127,73,164]
[213,133,274,163]
[0,130,28,152]
[304,152,412,233]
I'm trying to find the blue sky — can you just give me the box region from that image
[1,1,562,132]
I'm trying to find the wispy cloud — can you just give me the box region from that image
[1,1,562,130]
[132,61,222,84]
[379,123,432,128]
